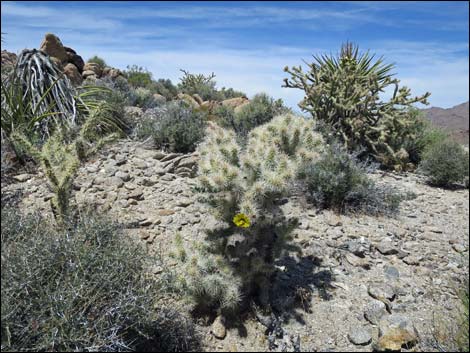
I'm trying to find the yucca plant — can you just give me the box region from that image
[2,49,128,166]
[1,49,80,137]
[284,42,431,170]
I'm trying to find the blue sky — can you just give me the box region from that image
[1,1,469,109]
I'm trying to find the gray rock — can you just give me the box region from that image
[13,173,32,182]
[403,255,421,266]
[375,240,399,255]
[211,315,226,339]
[384,265,400,279]
[375,314,418,351]
[452,243,467,253]
[115,171,131,182]
[348,326,372,345]
[364,299,387,325]
[368,284,396,302]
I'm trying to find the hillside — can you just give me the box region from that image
[421,102,469,145]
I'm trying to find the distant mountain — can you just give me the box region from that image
[421,101,469,145]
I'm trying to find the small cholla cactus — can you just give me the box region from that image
[198,114,323,223]
[193,114,323,311]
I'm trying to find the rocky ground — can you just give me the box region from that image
[3,139,469,352]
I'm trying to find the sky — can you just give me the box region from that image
[1,1,469,110]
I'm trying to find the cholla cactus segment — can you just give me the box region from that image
[197,114,324,223]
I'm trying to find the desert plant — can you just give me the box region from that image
[283,42,431,170]
[134,101,207,153]
[194,114,323,311]
[11,116,118,225]
[0,208,199,352]
[125,64,153,88]
[300,144,402,215]
[87,55,107,69]
[134,86,160,109]
[418,139,469,187]
[215,93,290,138]
[1,49,80,140]
[149,78,178,101]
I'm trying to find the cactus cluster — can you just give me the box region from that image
[283,42,431,171]
[198,114,323,222]
[191,114,323,311]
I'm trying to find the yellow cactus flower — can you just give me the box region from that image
[233,213,250,228]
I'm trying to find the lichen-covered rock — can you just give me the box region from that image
[221,97,249,109]
[63,63,82,85]
[375,314,418,351]
[83,62,103,77]
[64,46,84,73]
[39,33,68,63]
[1,50,17,68]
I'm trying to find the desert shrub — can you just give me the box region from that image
[177,69,247,102]
[214,93,290,138]
[300,144,402,215]
[418,139,469,187]
[134,86,160,109]
[125,65,153,88]
[178,69,218,101]
[149,78,178,101]
[87,55,107,69]
[401,109,449,165]
[192,114,324,313]
[0,209,199,352]
[284,42,430,171]
[134,101,207,153]
[218,86,246,100]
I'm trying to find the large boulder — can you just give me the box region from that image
[1,50,17,68]
[63,63,83,85]
[177,93,200,109]
[64,46,84,73]
[83,62,103,77]
[39,33,68,63]
[221,97,249,109]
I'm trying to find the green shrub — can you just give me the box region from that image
[134,87,160,109]
[87,55,107,69]
[401,109,449,165]
[284,42,430,170]
[214,93,290,138]
[418,139,469,187]
[149,78,178,101]
[125,65,153,88]
[300,145,402,215]
[0,209,199,352]
[177,69,246,102]
[194,115,324,312]
[134,101,207,153]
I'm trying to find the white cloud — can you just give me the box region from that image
[1,2,468,109]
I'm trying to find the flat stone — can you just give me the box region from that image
[345,253,371,269]
[115,171,131,182]
[368,284,396,302]
[384,265,400,279]
[403,255,421,266]
[348,326,372,345]
[127,190,144,200]
[158,209,176,216]
[13,173,32,182]
[452,244,467,253]
[375,241,399,255]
